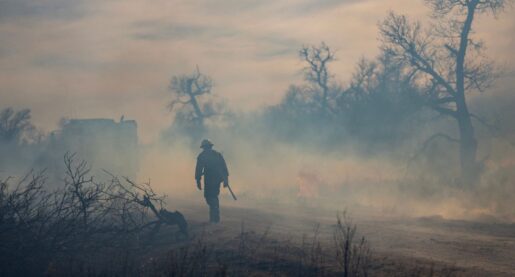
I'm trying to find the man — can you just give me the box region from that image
[195,139,229,223]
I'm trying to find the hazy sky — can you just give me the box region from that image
[1,0,514,143]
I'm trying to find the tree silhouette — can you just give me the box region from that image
[167,67,224,141]
[299,42,337,114]
[341,51,422,144]
[379,0,510,184]
[0,107,35,144]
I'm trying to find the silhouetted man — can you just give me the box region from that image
[195,139,229,223]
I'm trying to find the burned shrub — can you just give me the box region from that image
[334,211,371,277]
[0,153,187,276]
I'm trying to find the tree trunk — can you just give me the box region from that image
[455,0,479,184]
[456,99,479,184]
[189,94,204,125]
[186,80,205,126]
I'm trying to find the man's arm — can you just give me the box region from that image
[220,154,229,187]
[195,157,203,190]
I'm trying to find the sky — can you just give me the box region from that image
[1,0,514,143]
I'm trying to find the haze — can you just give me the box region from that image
[1,0,514,143]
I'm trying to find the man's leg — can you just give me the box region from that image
[205,195,220,223]
[204,181,221,223]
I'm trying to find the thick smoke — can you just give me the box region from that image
[2,68,515,224]
[138,82,515,223]
[2,44,515,225]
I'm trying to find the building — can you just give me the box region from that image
[47,117,139,180]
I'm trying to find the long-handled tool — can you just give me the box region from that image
[225,183,237,200]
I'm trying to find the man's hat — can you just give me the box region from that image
[200,139,214,148]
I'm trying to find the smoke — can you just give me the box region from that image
[1,90,514,224]
[135,98,515,223]
[2,69,515,225]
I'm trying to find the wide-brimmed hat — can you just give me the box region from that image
[200,139,214,148]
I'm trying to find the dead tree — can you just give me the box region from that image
[166,67,228,143]
[168,67,218,128]
[0,153,188,276]
[0,107,35,144]
[334,211,371,277]
[379,0,510,184]
[340,52,423,143]
[299,42,336,114]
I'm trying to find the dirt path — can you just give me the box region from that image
[359,217,515,276]
[169,199,515,276]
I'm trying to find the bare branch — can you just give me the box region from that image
[298,42,337,114]
[407,132,460,169]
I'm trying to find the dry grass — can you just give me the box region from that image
[39,218,461,277]
[0,157,462,276]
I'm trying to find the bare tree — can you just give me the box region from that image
[299,42,337,114]
[341,52,422,144]
[166,67,228,142]
[379,0,510,184]
[0,107,35,144]
[0,153,187,275]
[334,211,371,277]
[168,67,220,127]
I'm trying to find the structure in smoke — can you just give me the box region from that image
[36,117,139,182]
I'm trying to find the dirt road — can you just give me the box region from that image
[170,199,515,276]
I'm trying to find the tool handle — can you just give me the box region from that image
[226,184,237,201]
